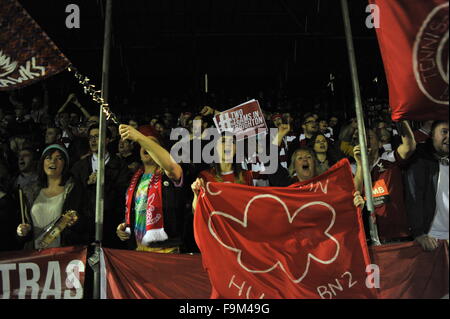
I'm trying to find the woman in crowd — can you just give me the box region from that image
[115,124,188,253]
[307,133,343,176]
[191,132,256,211]
[16,144,86,249]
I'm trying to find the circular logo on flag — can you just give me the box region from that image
[413,2,449,105]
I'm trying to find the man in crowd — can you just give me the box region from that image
[44,125,62,146]
[405,120,449,251]
[298,114,319,146]
[353,120,416,243]
[71,125,130,248]
[12,147,40,212]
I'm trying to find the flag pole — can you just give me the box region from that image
[340,0,381,246]
[93,0,113,299]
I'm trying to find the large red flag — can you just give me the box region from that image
[194,159,376,299]
[370,0,448,121]
[0,0,70,90]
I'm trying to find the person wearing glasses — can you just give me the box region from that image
[70,125,131,248]
[298,115,320,147]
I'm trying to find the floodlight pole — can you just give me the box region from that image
[93,0,113,299]
[340,0,381,246]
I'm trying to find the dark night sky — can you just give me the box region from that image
[12,0,387,116]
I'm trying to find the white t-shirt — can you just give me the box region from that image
[31,190,65,249]
[428,164,449,240]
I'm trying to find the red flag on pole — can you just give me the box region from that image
[0,0,70,91]
[194,159,376,299]
[370,0,448,121]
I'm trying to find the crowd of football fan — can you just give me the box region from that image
[0,83,448,256]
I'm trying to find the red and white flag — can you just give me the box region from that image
[370,0,448,121]
[194,159,376,299]
[0,0,70,91]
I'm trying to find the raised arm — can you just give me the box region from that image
[352,145,363,193]
[57,93,75,114]
[396,120,416,160]
[119,124,183,181]
[272,123,291,147]
[72,95,91,119]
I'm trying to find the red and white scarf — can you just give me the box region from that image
[125,168,168,245]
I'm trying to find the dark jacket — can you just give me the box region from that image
[0,192,23,251]
[404,141,440,238]
[19,178,89,248]
[70,154,131,248]
[127,169,189,250]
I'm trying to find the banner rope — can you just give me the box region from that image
[67,65,120,125]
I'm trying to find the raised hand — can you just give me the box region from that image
[119,124,142,142]
[353,191,365,209]
[200,106,216,117]
[191,177,205,197]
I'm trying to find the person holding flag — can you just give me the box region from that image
[352,121,416,243]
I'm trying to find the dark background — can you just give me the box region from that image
[6,0,388,118]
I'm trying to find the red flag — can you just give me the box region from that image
[194,159,376,299]
[370,0,448,121]
[0,0,70,90]
[370,241,449,299]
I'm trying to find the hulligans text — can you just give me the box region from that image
[228,275,265,299]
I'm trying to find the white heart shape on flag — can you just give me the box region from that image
[208,194,340,283]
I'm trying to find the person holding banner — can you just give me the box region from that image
[191,131,257,212]
[116,124,187,253]
[16,144,87,249]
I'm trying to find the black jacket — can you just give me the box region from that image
[404,142,440,238]
[0,192,23,251]
[70,154,131,247]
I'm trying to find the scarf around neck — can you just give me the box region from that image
[124,167,168,245]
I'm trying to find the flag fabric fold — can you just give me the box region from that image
[370,0,449,121]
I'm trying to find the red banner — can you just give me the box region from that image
[99,243,448,299]
[370,241,449,299]
[213,99,268,141]
[370,0,449,121]
[100,248,211,299]
[0,246,87,299]
[194,159,376,299]
[0,0,70,90]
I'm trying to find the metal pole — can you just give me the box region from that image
[340,0,380,246]
[93,0,113,299]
